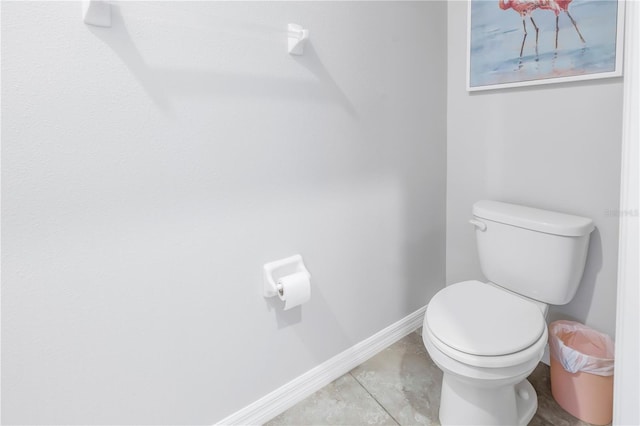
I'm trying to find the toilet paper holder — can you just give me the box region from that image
[263,254,310,298]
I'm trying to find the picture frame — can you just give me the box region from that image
[467,0,625,91]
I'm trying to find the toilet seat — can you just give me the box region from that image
[425,280,547,368]
[424,321,548,369]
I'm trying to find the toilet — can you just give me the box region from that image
[423,200,594,426]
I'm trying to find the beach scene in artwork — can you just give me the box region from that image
[469,0,620,88]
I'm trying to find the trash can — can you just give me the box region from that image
[548,320,615,425]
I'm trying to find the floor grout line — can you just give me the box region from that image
[348,371,402,426]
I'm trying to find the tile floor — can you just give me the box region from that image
[266,331,598,426]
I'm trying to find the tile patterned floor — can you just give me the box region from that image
[266,331,599,426]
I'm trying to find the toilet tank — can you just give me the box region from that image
[472,200,594,305]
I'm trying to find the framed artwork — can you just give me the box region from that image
[467,0,625,91]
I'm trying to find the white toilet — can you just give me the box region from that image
[423,200,594,426]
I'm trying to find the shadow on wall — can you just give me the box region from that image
[264,282,352,364]
[86,2,444,363]
[547,227,604,327]
[291,44,357,117]
[87,6,356,116]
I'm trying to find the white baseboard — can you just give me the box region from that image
[215,305,427,425]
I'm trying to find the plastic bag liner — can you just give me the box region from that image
[548,320,614,376]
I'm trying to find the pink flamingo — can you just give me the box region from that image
[539,0,586,49]
[498,0,543,57]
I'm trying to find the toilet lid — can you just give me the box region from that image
[426,280,546,356]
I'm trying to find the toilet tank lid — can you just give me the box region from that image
[473,200,594,237]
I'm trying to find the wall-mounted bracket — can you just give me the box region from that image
[83,0,111,28]
[288,24,309,56]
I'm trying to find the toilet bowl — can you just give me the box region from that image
[423,280,547,425]
[422,201,594,426]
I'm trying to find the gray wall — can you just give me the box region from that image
[1,1,447,424]
[447,1,623,338]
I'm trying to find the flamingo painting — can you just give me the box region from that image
[498,0,543,57]
[540,0,586,49]
[498,0,585,57]
[468,0,623,90]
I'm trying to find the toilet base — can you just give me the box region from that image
[439,374,537,426]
